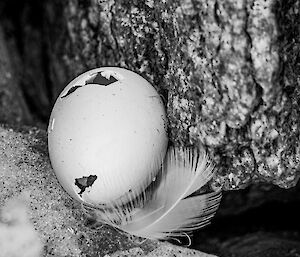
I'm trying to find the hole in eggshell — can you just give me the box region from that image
[61,71,119,99]
[75,175,97,196]
[85,72,118,86]
[61,85,83,98]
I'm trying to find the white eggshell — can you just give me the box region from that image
[48,67,168,206]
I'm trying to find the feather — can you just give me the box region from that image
[84,146,222,240]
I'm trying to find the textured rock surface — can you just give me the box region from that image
[0,1,54,123]
[41,0,300,190]
[197,231,300,257]
[0,124,216,257]
[192,183,300,256]
[219,232,300,257]
[1,0,299,190]
[1,1,300,256]
[0,26,32,124]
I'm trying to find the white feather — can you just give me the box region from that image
[85,146,222,240]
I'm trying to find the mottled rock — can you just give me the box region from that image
[1,1,300,256]
[43,0,300,190]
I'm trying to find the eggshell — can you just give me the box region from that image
[48,67,168,206]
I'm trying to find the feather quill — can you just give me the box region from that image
[84,146,222,240]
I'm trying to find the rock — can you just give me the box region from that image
[191,186,300,256]
[215,182,300,216]
[0,124,217,257]
[218,232,300,257]
[0,26,32,124]
[1,1,299,190]
[41,0,300,190]
[1,1,300,255]
[109,244,217,257]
